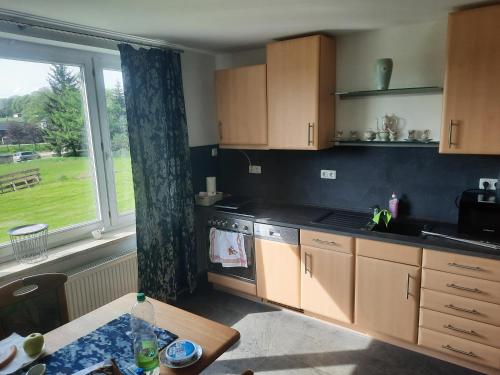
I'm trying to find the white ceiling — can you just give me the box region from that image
[0,0,488,52]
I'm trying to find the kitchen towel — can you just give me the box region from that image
[209,228,248,268]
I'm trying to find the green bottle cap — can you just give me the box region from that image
[137,292,145,302]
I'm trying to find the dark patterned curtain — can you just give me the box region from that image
[118,44,197,301]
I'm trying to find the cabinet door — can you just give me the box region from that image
[301,246,354,323]
[267,36,320,149]
[255,239,300,308]
[215,64,268,147]
[440,5,500,155]
[355,256,421,343]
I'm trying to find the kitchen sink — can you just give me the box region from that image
[365,219,430,237]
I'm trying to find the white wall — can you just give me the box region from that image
[181,51,219,147]
[215,48,266,69]
[214,20,447,141]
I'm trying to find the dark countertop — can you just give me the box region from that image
[207,200,500,260]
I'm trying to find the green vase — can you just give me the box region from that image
[375,58,393,90]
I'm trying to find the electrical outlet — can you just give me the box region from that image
[249,165,262,174]
[211,148,218,157]
[321,170,336,179]
[479,178,498,190]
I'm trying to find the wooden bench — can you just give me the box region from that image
[0,168,41,194]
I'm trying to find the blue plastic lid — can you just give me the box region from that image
[166,340,197,362]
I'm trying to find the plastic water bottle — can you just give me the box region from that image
[131,292,156,334]
[131,293,159,374]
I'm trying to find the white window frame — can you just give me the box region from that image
[0,36,135,262]
[93,56,136,227]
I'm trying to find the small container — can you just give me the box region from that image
[164,340,197,366]
[389,192,399,219]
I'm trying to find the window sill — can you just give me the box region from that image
[0,225,136,284]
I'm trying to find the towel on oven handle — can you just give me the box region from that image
[209,228,248,268]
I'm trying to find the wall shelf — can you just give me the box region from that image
[334,86,443,99]
[335,140,439,148]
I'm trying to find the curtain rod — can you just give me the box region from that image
[0,9,185,53]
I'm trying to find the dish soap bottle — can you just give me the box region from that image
[389,193,399,219]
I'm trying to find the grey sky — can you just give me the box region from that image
[0,58,122,98]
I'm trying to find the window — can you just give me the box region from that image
[102,69,135,215]
[0,37,135,259]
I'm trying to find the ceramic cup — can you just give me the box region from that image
[364,130,376,141]
[420,129,431,141]
[378,131,390,142]
[407,130,416,141]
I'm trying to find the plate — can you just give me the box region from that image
[0,335,45,375]
[159,342,202,369]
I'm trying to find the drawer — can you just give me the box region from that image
[423,249,500,282]
[423,268,500,305]
[419,308,500,349]
[419,327,500,369]
[300,230,353,254]
[356,238,422,266]
[420,289,500,326]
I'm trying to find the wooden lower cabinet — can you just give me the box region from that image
[355,255,421,343]
[419,327,500,369]
[255,238,301,308]
[300,245,354,323]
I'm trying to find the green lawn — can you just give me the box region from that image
[0,157,134,244]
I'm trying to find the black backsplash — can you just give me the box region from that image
[190,145,218,193]
[214,146,500,223]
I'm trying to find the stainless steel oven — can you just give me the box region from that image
[207,213,255,283]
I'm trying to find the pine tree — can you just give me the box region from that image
[106,80,129,152]
[44,64,84,156]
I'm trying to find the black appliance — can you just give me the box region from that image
[207,212,255,283]
[458,190,500,238]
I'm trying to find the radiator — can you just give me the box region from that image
[65,250,138,320]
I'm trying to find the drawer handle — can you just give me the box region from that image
[312,238,338,246]
[406,273,411,299]
[441,344,477,358]
[445,304,480,315]
[446,283,482,294]
[447,262,482,271]
[443,324,478,336]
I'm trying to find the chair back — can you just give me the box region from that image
[0,273,69,339]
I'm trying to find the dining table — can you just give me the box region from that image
[43,293,240,374]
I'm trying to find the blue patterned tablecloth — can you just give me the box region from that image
[40,314,177,374]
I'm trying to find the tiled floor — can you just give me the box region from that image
[175,287,481,375]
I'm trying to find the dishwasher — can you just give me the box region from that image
[254,223,300,309]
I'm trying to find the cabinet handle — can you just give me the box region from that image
[446,283,482,294]
[445,304,479,315]
[312,238,338,246]
[448,120,458,148]
[406,273,411,299]
[308,123,314,146]
[304,253,312,276]
[218,121,223,141]
[447,262,482,271]
[441,344,477,358]
[443,324,478,336]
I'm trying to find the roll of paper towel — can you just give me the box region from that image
[206,176,216,196]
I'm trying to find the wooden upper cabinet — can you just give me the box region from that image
[215,64,268,148]
[440,5,500,155]
[267,35,336,150]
